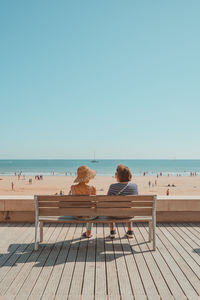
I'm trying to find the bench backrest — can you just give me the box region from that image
[35,195,156,218]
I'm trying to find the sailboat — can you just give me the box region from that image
[91,152,98,163]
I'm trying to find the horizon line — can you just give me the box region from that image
[1,158,200,160]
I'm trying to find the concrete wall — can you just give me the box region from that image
[0,195,200,222]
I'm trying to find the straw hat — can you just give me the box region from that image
[74,166,96,183]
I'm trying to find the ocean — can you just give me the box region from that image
[0,160,200,176]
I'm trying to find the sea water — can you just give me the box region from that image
[0,160,200,176]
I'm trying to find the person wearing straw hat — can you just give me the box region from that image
[70,165,97,238]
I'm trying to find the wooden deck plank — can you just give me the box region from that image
[166,224,200,270]
[0,223,11,235]
[14,224,62,300]
[140,223,187,300]
[0,224,33,283]
[54,224,84,300]
[27,224,65,300]
[81,225,96,297]
[159,224,200,289]
[180,223,200,246]
[68,225,89,297]
[186,223,200,234]
[40,224,74,300]
[104,225,121,298]
[120,296,134,300]
[4,225,52,298]
[135,224,175,300]
[94,224,107,298]
[156,226,200,300]
[0,226,37,295]
[94,296,108,300]
[170,224,200,252]
[112,224,133,297]
[157,224,200,300]
[67,295,81,300]
[107,296,121,300]
[0,224,32,267]
[117,224,147,300]
[176,223,200,247]
[127,223,160,300]
[176,222,200,246]
[0,223,25,250]
[189,223,200,234]
[0,223,10,252]
[81,294,94,300]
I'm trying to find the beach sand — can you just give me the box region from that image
[0,175,200,196]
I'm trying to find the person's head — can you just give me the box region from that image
[74,166,96,184]
[115,164,132,183]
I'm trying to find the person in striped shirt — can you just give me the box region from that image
[107,164,138,238]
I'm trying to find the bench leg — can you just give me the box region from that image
[35,220,39,251]
[149,221,152,242]
[40,221,43,242]
[152,221,156,251]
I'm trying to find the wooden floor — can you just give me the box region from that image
[0,223,200,300]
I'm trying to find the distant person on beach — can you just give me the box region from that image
[11,182,14,191]
[166,189,170,196]
[148,181,151,188]
[70,166,97,238]
[107,164,138,238]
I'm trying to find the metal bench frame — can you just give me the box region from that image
[34,195,157,251]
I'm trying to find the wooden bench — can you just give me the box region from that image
[34,195,157,251]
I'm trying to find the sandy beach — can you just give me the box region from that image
[0,175,200,196]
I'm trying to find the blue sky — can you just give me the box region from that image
[1,1,200,159]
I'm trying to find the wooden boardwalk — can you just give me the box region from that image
[0,223,200,300]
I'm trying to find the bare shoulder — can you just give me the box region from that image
[91,185,96,195]
[70,184,77,193]
[70,184,75,190]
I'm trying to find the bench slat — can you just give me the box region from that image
[59,202,95,208]
[96,202,153,208]
[39,202,60,207]
[38,207,152,217]
[39,201,153,208]
[58,201,153,208]
[37,195,155,202]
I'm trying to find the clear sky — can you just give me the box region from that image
[1,1,200,159]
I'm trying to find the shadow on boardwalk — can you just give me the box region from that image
[2,235,152,267]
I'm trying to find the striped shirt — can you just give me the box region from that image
[107,182,138,196]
